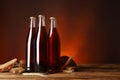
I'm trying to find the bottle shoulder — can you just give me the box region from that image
[48,28,60,39]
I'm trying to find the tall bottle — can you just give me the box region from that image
[48,17,60,73]
[36,15,48,73]
[26,17,37,72]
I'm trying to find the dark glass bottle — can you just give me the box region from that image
[36,15,48,73]
[26,17,37,72]
[48,17,60,73]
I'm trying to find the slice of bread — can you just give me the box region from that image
[0,58,17,72]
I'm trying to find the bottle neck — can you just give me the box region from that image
[30,17,36,28]
[50,17,56,28]
[49,17,56,37]
[38,15,45,28]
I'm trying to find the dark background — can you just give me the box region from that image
[0,0,120,64]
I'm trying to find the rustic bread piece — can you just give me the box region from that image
[10,67,25,74]
[60,56,76,70]
[0,58,17,72]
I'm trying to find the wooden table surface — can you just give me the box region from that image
[0,64,120,80]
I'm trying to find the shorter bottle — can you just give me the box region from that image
[48,17,61,73]
[26,17,37,72]
[35,15,48,73]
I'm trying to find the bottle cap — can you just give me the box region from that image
[50,17,56,28]
[30,16,36,28]
[38,15,45,26]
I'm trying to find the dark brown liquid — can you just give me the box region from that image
[26,27,38,72]
[48,28,60,73]
[35,27,48,73]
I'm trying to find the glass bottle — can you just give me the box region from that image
[48,17,60,73]
[26,17,37,72]
[36,15,48,73]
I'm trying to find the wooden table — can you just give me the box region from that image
[0,64,120,80]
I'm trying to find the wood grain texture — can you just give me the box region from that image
[0,64,120,80]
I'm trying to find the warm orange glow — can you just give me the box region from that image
[56,8,101,64]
